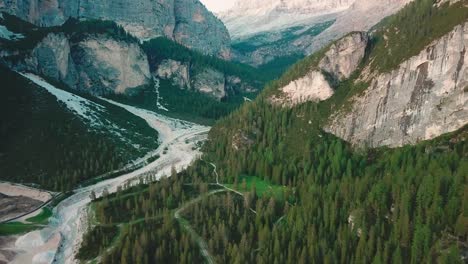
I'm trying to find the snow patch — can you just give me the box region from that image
[0,25,24,40]
[154,78,169,111]
[8,76,210,264]
[20,73,106,126]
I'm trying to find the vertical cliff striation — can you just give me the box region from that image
[326,22,468,147]
[0,0,231,57]
[21,32,151,95]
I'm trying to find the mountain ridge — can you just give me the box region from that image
[0,0,231,57]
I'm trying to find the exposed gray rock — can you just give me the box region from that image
[302,0,413,55]
[156,59,191,89]
[326,22,468,148]
[0,0,231,57]
[272,70,334,106]
[271,32,367,106]
[192,68,226,100]
[20,33,151,95]
[173,0,231,59]
[155,59,257,100]
[319,32,368,81]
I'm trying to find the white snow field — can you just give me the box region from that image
[8,76,210,264]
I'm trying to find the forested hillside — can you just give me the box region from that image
[0,67,159,191]
[80,126,467,263]
[0,15,277,124]
[109,37,278,124]
[79,1,468,263]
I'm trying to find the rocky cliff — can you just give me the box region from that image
[19,32,151,95]
[271,32,368,106]
[326,22,468,147]
[155,59,256,100]
[0,0,231,57]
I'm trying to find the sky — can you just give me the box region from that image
[200,0,235,12]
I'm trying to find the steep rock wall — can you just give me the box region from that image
[271,32,367,106]
[0,0,231,57]
[326,22,468,147]
[155,59,256,100]
[21,33,151,95]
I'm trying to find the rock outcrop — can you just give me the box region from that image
[302,0,413,55]
[192,68,227,100]
[155,59,256,100]
[326,22,468,147]
[272,32,368,106]
[0,0,231,57]
[319,32,368,81]
[156,59,191,89]
[278,70,334,105]
[21,33,151,95]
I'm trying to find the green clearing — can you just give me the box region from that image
[0,222,41,236]
[25,207,52,224]
[225,175,286,199]
[0,207,53,236]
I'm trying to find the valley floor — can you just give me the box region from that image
[0,77,210,264]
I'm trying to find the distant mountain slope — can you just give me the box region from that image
[222,0,412,67]
[0,67,159,191]
[0,0,231,57]
[220,0,354,38]
[184,1,468,261]
[0,15,268,124]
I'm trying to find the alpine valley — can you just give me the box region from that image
[0,0,466,264]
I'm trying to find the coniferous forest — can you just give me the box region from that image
[0,0,467,263]
[78,1,468,263]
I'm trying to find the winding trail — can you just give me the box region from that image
[206,161,257,215]
[8,76,210,264]
[174,189,227,264]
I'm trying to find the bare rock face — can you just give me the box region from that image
[326,22,468,147]
[302,0,413,55]
[173,0,232,59]
[319,32,368,81]
[192,68,226,100]
[272,32,367,106]
[22,33,151,95]
[154,59,256,100]
[0,0,231,57]
[26,33,77,84]
[274,70,334,106]
[74,37,151,94]
[156,59,191,89]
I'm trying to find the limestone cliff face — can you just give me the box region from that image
[155,59,256,100]
[326,22,468,147]
[272,32,368,106]
[156,59,191,89]
[22,33,151,95]
[319,32,368,81]
[0,0,231,57]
